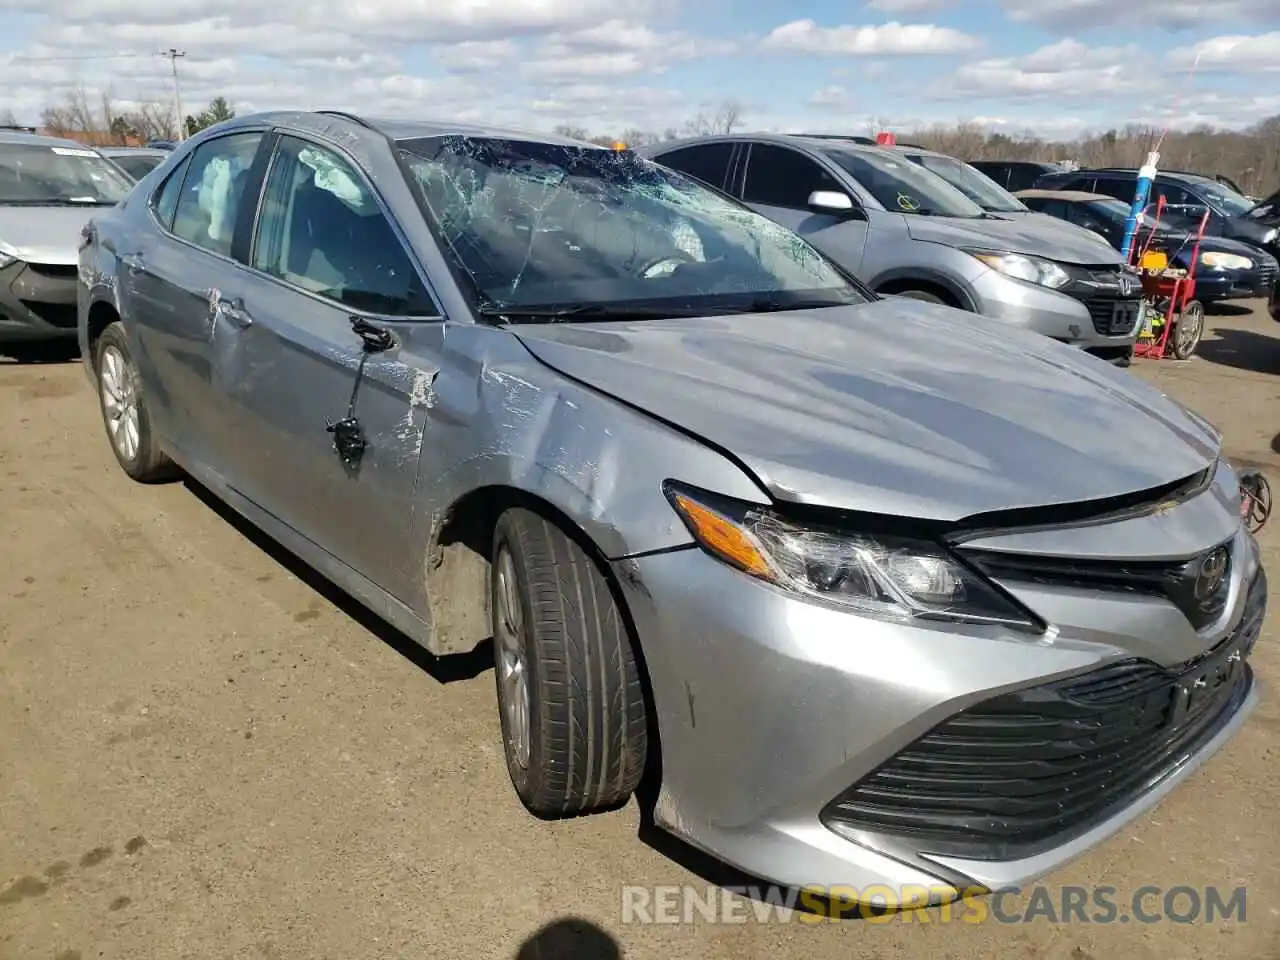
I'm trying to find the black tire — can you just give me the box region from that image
[93,322,178,483]
[1171,300,1205,360]
[490,507,647,818]
[893,289,949,305]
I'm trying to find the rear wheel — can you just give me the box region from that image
[491,507,647,818]
[94,322,177,482]
[1171,300,1205,360]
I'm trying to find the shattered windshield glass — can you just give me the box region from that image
[397,135,868,319]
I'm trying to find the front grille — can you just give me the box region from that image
[25,263,78,280]
[822,570,1264,861]
[1084,297,1142,337]
[965,539,1233,631]
[1255,261,1276,290]
[20,300,77,329]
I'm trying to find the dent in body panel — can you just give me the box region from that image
[409,322,767,655]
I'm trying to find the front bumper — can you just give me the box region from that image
[615,495,1264,897]
[0,260,79,343]
[968,268,1139,354]
[1194,260,1278,301]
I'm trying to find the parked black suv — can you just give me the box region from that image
[968,160,1064,193]
[1032,167,1279,258]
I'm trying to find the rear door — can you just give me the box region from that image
[208,132,445,597]
[737,142,871,274]
[118,130,268,466]
[650,142,737,191]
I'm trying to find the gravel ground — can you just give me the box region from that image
[2,301,1279,960]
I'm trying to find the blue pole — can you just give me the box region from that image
[1120,152,1159,262]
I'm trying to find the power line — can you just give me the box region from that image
[8,53,149,62]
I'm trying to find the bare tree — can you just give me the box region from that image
[553,123,590,142]
[129,102,178,141]
[682,99,744,136]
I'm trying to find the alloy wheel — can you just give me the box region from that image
[494,545,531,769]
[100,344,140,462]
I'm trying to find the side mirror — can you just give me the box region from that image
[808,190,855,213]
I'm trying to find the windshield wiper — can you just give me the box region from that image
[478,303,696,323]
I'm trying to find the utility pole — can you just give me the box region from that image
[156,48,186,141]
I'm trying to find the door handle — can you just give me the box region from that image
[214,294,253,328]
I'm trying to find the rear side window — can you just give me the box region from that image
[1005,165,1049,192]
[742,144,841,209]
[150,155,191,231]
[171,132,265,258]
[653,143,734,190]
[1092,178,1136,202]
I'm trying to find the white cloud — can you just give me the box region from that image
[939,39,1141,101]
[761,19,981,56]
[1167,33,1280,73]
[808,85,854,107]
[1000,0,1280,28]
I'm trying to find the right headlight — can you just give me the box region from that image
[965,249,1071,289]
[666,485,1043,632]
[1262,227,1278,245]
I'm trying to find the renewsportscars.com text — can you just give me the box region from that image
[620,884,1247,925]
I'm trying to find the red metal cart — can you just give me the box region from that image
[1131,197,1211,360]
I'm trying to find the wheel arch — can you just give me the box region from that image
[873,272,972,310]
[85,298,121,367]
[425,483,664,795]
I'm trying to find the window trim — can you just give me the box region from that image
[740,141,864,215]
[147,153,192,233]
[245,131,443,321]
[146,127,273,268]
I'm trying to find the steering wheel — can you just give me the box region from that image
[636,251,696,279]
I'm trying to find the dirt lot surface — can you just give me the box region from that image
[3,303,1279,960]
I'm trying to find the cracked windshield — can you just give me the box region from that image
[399,135,867,320]
[0,142,134,205]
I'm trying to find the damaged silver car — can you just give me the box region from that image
[78,111,1266,900]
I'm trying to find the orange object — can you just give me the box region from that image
[875,131,897,146]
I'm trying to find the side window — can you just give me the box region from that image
[1065,203,1108,232]
[655,143,734,190]
[1040,199,1071,220]
[252,136,436,317]
[1007,166,1039,192]
[150,155,191,231]
[1092,178,1134,201]
[171,132,264,257]
[742,144,842,209]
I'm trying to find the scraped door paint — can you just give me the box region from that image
[210,271,444,598]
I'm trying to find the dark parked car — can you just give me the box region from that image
[1032,167,1279,259]
[1018,189,1279,304]
[97,146,170,181]
[968,160,1064,193]
[1270,277,1279,322]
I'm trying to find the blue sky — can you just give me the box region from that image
[0,0,1276,138]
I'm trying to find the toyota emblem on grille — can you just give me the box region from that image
[1194,546,1230,601]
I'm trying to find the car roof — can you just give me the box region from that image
[642,132,887,157]
[98,146,169,157]
[0,129,105,150]
[214,110,612,151]
[972,159,1058,168]
[1016,189,1113,203]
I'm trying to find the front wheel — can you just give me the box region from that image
[1171,300,1205,360]
[892,289,949,305]
[491,507,647,818]
[94,322,177,482]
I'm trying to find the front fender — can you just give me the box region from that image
[414,322,770,565]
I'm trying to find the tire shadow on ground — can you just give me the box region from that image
[183,478,494,685]
[1195,327,1280,375]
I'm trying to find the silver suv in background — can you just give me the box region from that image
[98,146,170,182]
[0,130,135,346]
[640,135,1140,363]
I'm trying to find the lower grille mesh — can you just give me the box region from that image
[823,571,1265,861]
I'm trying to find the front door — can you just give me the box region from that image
[209,133,445,598]
[737,142,871,275]
[119,131,267,464]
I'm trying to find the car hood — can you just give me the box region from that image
[906,213,1123,265]
[1154,233,1262,260]
[0,205,103,265]
[514,299,1219,521]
